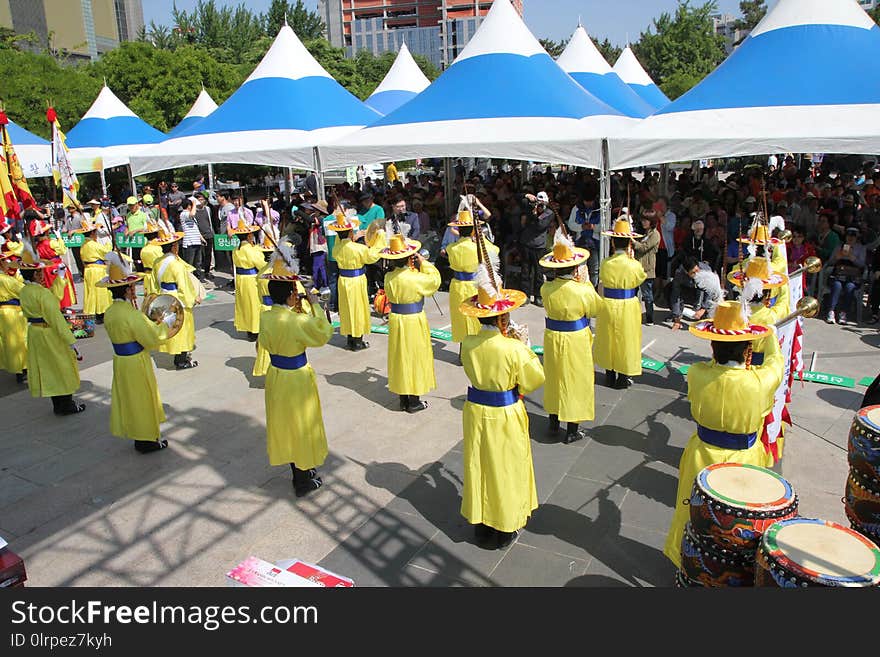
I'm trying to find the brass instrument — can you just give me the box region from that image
[365,220,381,248]
[788,256,822,278]
[779,229,793,243]
[142,293,185,339]
[506,320,530,347]
[775,296,820,329]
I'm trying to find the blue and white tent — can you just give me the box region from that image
[130,25,380,175]
[167,89,218,139]
[611,0,880,168]
[322,0,635,170]
[365,43,431,116]
[3,120,52,178]
[66,85,166,172]
[612,46,670,111]
[557,26,655,119]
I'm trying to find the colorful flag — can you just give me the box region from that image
[47,107,79,209]
[0,147,18,221]
[0,111,36,213]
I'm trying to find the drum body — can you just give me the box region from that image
[755,517,880,588]
[674,570,702,588]
[848,406,880,487]
[689,463,798,552]
[844,470,880,542]
[680,523,755,587]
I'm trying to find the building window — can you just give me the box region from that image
[377,33,384,50]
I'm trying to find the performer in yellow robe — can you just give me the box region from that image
[139,222,163,298]
[97,252,172,452]
[0,252,27,383]
[446,210,500,351]
[593,217,647,389]
[17,242,85,415]
[460,254,544,549]
[73,219,113,321]
[382,234,441,412]
[663,301,783,569]
[329,211,382,351]
[230,219,266,340]
[151,229,199,369]
[539,227,602,443]
[259,244,333,497]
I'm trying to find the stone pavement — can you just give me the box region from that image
[0,275,874,586]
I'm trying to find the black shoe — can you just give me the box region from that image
[175,359,198,370]
[399,395,409,411]
[247,332,258,342]
[474,523,494,547]
[134,439,168,453]
[614,376,633,390]
[604,370,617,388]
[495,530,518,549]
[354,337,369,351]
[563,428,588,444]
[533,297,544,308]
[294,475,323,498]
[15,371,26,384]
[54,400,86,416]
[95,314,104,325]
[644,315,654,326]
[547,414,560,434]
[406,398,428,414]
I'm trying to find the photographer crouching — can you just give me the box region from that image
[518,191,555,307]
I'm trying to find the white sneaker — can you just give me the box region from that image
[838,312,847,325]
[826,311,836,324]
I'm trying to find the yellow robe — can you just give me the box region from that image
[20,281,79,397]
[333,238,382,338]
[0,273,27,374]
[384,261,441,396]
[233,242,266,334]
[105,299,168,441]
[446,237,500,343]
[253,271,310,377]
[261,304,333,468]
[152,253,197,355]
[593,251,647,376]
[140,242,163,297]
[80,238,113,315]
[541,276,603,423]
[664,334,784,568]
[461,328,546,532]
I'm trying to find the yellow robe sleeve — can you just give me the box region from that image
[130,306,169,348]
[43,290,75,346]
[299,312,334,348]
[99,242,114,257]
[362,243,383,265]
[414,261,441,296]
[516,343,545,395]
[754,328,784,395]
[50,274,67,301]
[174,260,197,308]
[331,239,343,260]
[582,281,602,318]
[248,245,267,269]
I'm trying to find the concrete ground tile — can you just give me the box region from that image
[397,564,470,587]
[407,519,509,586]
[779,430,850,526]
[0,473,42,508]
[2,441,65,472]
[616,463,678,533]
[19,444,119,486]
[568,437,648,485]
[579,525,674,588]
[491,543,589,587]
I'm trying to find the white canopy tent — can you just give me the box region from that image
[365,43,431,116]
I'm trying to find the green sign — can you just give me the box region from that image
[801,371,855,389]
[859,377,875,387]
[531,346,544,356]
[116,234,146,249]
[430,329,453,341]
[213,234,240,251]
[641,358,666,372]
[370,325,390,335]
[62,233,84,248]
[331,321,341,329]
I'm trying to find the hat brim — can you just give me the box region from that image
[17,260,50,270]
[447,218,485,227]
[689,321,772,342]
[737,237,783,246]
[727,267,788,289]
[381,239,421,260]
[150,232,184,244]
[96,273,144,288]
[326,220,360,232]
[228,225,261,235]
[259,273,300,282]
[539,247,590,269]
[602,231,643,239]
[459,289,528,318]
[71,225,100,234]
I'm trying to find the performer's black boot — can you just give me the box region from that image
[547,414,560,434]
[95,313,104,325]
[52,394,85,416]
[174,352,198,370]
[563,422,588,445]
[246,332,258,342]
[495,529,518,550]
[346,336,356,351]
[474,523,493,546]
[605,370,618,388]
[134,439,168,453]
[291,464,323,498]
[399,395,409,411]
[15,369,26,384]
[615,375,633,390]
[406,395,428,413]
[354,336,369,351]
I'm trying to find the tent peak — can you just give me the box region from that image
[245,24,332,84]
[82,86,138,121]
[751,0,875,39]
[455,0,545,63]
[613,46,653,86]
[557,25,613,75]
[369,42,430,98]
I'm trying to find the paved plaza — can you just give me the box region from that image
[0,275,874,587]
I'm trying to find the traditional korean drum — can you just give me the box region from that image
[848,406,880,488]
[755,518,880,588]
[680,522,755,587]
[688,463,798,553]
[674,570,701,588]
[844,469,880,542]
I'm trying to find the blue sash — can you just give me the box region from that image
[262,295,273,306]
[236,267,258,275]
[27,317,46,324]
[604,287,638,300]
[545,316,589,332]
[0,299,21,306]
[697,425,757,450]
[270,353,308,370]
[85,260,106,266]
[453,271,476,281]
[339,267,366,278]
[161,282,178,291]
[113,342,144,356]
[391,300,424,315]
[751,352,765,366]
[467,386,519,407]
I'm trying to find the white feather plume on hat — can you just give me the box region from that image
[473,248,502,300]
[105,250,132,279]
[553,225,574,250]
[269,239,300,275]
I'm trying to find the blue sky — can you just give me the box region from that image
[143,0,752,46]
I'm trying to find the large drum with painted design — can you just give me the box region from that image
[848,406,880,488]
[688,463,798,553]
[755,517,880,588]
[844,469,880,543]
[680,522,755,587]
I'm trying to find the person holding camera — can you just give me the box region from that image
[825,226,866,325]
[518,191,555,307]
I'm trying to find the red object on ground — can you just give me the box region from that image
[0,547,27,587]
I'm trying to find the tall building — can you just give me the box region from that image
[712,12,749,55]
[0,0,144,62]
[318,0,524,70]
[859,0,878,11]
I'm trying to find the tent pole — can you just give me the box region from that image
[659,163,669,198]
[313,147,326,202]
[207,163,214,191]
[599,138,612,265]
[444,157,455,219]
[99,169,108,197]
[128,164,137,199]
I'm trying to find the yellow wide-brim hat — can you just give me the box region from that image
[325,214,360,232]
[689,300,772,342]
[150,230,184,245]
[380,234,421,260]
[448,209,482,227]
[96,271,144,288]
[71,220,101,234]
[260,258,300,282]
[459,287,528,318]
[228,220,261,235]
[738,224,783,246]
[539,243,590,269]
[602,218,643,239]
[142,222,161,235]
[727,257,788,289]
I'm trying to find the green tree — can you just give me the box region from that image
[633,0,726,99]
[871,7,880,24]
[596,38,622,66]
[733,0,766,44]
[169,0,265,64]
[264,0,326,41]
[539,38,567,59]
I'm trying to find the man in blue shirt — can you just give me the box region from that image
[358,193,386,298]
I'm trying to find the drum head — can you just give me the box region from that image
[699,463,794,511]
[859,406,880,433]
[764,518,880,585]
